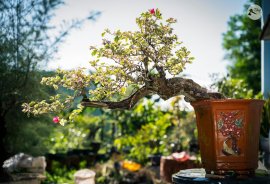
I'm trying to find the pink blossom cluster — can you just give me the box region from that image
[53,116,60,123]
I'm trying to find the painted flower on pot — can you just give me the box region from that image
[217,111,244,156]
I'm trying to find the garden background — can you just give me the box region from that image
[0,0,267,183]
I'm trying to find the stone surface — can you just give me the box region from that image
[74,169,96,184]
[3,153,46,174]
[1,153,46,184]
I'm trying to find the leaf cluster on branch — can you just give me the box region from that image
[22,9,225,125]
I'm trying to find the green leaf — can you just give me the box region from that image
[114,36,119,42]
[91,49,97,56]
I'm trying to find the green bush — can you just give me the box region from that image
[43,161,76,184]
[211,76,255,99]
[114,113,171,163]
[43,161,87,184]
[114,98,197,163]
[45,108,103,154]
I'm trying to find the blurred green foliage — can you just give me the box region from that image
[216,0,269,138]
[222,0,261,94]
[4,71,57,156]
[42,160,87,184]
[215,0,261,103]
[38,97,197,182]
[43,97,197,164]
[114,98,197,163]
[43,161,76,184]
[114,112,171,163]
[0,0,100,166]
[5,115,53,156]
[211,75,258,99]
[169,97,197,151]
[45,108,98,153]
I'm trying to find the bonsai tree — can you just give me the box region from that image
[22,9,225,125]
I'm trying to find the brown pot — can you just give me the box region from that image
[191,99,264,176]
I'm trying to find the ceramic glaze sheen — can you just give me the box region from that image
[191,99,264,176]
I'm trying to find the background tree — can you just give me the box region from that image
[0,0,100,180]
[222,0,261,95]
[211,74,256,99]
[214,0,270,137]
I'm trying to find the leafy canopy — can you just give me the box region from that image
[222,0,261,94]
[22,9,194,125]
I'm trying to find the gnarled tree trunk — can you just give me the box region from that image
[82,77,226,109]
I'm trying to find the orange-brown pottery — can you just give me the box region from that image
[191,99,264,176]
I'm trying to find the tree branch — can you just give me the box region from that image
[81,77,226,110]
[164,77,226,102]
[81,86,152,109]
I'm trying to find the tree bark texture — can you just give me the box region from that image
[82,77,226,109]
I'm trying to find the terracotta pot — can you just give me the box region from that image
[191,99,264,176]
[160,156,201,182]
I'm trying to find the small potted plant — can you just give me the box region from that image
[22,9,264,177]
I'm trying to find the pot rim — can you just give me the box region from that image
[191,98,265,107]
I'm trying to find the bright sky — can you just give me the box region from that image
[48,0,247,88]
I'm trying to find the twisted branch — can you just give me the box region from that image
[81,77,226,109]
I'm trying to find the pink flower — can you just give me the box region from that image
[53,116,60,123]
[149,8,155,15]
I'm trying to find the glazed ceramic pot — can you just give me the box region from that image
[191,99,264,176]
